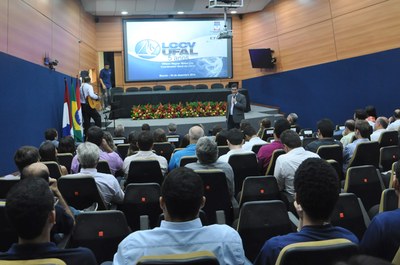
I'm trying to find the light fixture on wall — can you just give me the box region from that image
[43,53,58,70]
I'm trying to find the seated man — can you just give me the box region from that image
[305,118,342,153]
[370,116,388,142]
[113,167,249,265]
[340,119,355,148]
[123,131,168,176]
[185,136,235,199]
[76,142,124,205]
[360,160,400,261]
[274,130,320,198]
[217,128,254,163]
[168,125,204,171]
[2,146,40,179]
[254,158,358,265]
[0,177,97,264]
[71,126,123,175]
[241,123,267,152]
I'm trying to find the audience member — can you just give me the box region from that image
[153,128,167,142]
[370,116,388,141]
[354,108,368,121]
[274,130,320,198]
[185,136,235,198]
[39,141,68,175]
[210,124,223,137]
[217,128,254,163]
[127,130,139,156]
[365,105,377,125]
[2,146,40,179]
[359,160,400,261]
[103,131,117,151]
[169,125,204,171]
[305,118,342,153]
[287,113,301,133]
[58,136,76,155]
[44,128,59,148]
[257,118,272,138]
[141,123,151,131]
[114,124,125,138]
[215,129,229,146]
[76,142,124,205]
[254,158,358,265]
[0,177,96,264]
[167,122,182,147]
[387,109,400,131]
[113,167,248,265]
[242,124,267,152]
[343,120,371,172]
[340,120,355,148]
[123,131,168,176]
[257,118,291,175]
[71,126,123,175]
[179,134,190,148]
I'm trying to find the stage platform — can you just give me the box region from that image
[102,104,283,136]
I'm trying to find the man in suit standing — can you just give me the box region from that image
[226,84,246,129]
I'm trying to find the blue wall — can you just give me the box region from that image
[0,52,73,175]
[243,48,400,130]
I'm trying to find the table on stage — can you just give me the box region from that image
[111,88,251,118]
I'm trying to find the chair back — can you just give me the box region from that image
[393,246,400,265]
[68,210,130,264]
[43,161,62,179]
[126,86,139,92]
[169,85,182,90]
[179,156,198,167]
[58,174,108,210]
[275,238,359,265]
[217,146,229,157]
[261,127,274,141]
[139,86,152,91]
[195,84,208,89]
[210,83,224,89]
[118,183,162,231]
[265,149,285,176]
[195,169,233,225]
[228,153,259,196]
[379,145,400,172]
[379,188,398,213]
[182,85,195,90]
[126,160,164,186]
[0,200,18,252]
[57,153,73,174]
[117,143,130,160]
[237,200,294,261]
[344,165,384,211]
[153,142,175,162]
[379,130,399,148]
[137,251,219,265]
[301,137,317,147]
[153,85,166,91]
[251,143,266,154]
[97,160,112,174]
[113,137,126,145]
[330,193,370,240]
[317,144,343,165]
[347,141,380,169]
[0,178,19,199]
[238,176,280,208]
[299,128,313,138]
[0,258,67,264]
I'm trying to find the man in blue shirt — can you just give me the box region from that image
[254,158,358,265]
[113,167,249,265]
[168,125,204,171]
[99,62,112,109]
[360,160,400,261]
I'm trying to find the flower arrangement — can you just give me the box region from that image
[131,101,227,120]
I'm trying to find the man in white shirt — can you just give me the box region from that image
[80,76,101,136]
[123,131,168,176]
[370,116,388,141]
[241,123,267,152]
[387,109,400,131]
[218,128,254,163]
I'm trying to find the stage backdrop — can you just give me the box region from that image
[243,48,400,130]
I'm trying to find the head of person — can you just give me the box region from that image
[260,118,271,129]
[14,146,40,172]
[103,131,117,151]
[58,136,76,154]
[167,123,177,133]
[20,162,50,182]
[141,123,151,131]
[196,137,218,164]
[39,141,58,162]
[44,128,58,141]
[239,119,252,131]
[227,128,244,146]
[242,124,257,139]
[344,119,355,133]
[188,125,205,144]
[137,131,154,151]
[280,129,301,151]
[317,118,334,138]
[287,113,298,125]
[294,158,340,222]
[210,125,223,137]
[114,124,125,137]
[274,118,291,139]
[86,126,104,146]
[355,120,371,139]
[365,105,377,119]
[160,167,205,222]
[230,84,238,95]
[6,177,55,241]
[215,129,229,146]
[354,109,368,120]
[393,109,400,120]
[104,62,110,70]
[179,134,190,148]
[84,76,91,83]
[374,116,388,130]
[77,142,100,169]
[153,128,167,143]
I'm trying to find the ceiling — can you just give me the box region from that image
[80,0,271,16]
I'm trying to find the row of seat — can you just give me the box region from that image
[113,83,227,93]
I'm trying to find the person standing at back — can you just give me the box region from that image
[226,84,246,130]
[99,62,112,109]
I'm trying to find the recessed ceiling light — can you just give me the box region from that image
[121,11,128,15]
[230,10,238,14]
[177,11,185,15]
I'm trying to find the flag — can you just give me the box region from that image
[62,79,72,137]
[70,78,83,142]
[75,77,84,140]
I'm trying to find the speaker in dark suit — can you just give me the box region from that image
[226,85,246,129]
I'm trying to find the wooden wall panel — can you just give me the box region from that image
[52,0,80,37]
[22,0,52,18]
[96,17,123,52]
[278,20,337,71]
[52,24,79,76]
[334,0,400,60]
[0,0,8,53]
[80,42,97,72]
[274,0,332,35]
[114,52,124,87]
[8,0,52,66]
[80,10,97,50]
[330,0,387,18]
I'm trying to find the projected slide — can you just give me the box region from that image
[123,19,232,82]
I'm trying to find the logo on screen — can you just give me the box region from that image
[135,39,161,59]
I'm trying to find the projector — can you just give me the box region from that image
[217,30,233,39]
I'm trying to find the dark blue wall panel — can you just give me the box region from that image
[0,52,72,175]
[243,48,400,130]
